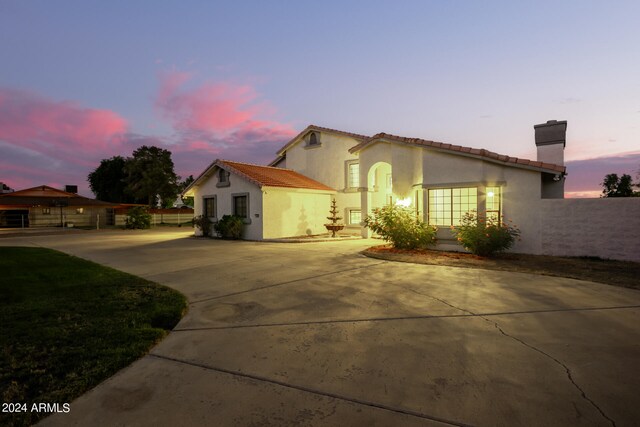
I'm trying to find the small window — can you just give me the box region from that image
[347,162,360,188]
[203,197,216,219]
[76,208,84,214]
[218,169,228,183]
[486,186,501,223]
[42,208,51,215]
[308,132,319,145]
[233,195,248,218]
[348,209,361,225]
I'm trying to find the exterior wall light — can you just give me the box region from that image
[395,197,412,207]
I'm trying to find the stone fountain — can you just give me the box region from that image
[324,198,345,237]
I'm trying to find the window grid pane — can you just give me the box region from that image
[349,210,361,225]
[348,163,360,188]
[204,197,216,218]
[486,186,501,223]
[234,196,247,218]
[429,187,478,226]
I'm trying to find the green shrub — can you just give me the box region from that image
[363,205,437,249]
[214,215,244,239]
[192,215,213,237]
[125,206,151,229]
[451,211,520,256]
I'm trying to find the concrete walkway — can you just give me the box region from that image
[3,229,640,426]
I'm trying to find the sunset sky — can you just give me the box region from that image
[1,1,638,198]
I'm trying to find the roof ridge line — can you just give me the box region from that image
[219,159,295,171]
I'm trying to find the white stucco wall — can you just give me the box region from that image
[422,149,542,254]
[192,169,264,240]
[539,198,640,262]
[262,188,334,239]
[284,132,361,222]
[358,142,543,254]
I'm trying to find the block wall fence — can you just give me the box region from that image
[539,198,640,262]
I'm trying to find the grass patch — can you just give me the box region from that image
[364,245,640,290]
[0,247,187,427]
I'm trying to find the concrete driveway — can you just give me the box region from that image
[3,228,640,426]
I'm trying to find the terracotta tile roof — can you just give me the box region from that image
[350,132,566,174]
[218,160,335,191]
[276,124,368,156]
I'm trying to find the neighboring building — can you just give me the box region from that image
[0,185,116,228]
[185,121,568,253]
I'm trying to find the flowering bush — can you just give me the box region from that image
[451,211,520,256]
[363,205,437,249]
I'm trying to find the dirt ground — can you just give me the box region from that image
[363,245,640,290]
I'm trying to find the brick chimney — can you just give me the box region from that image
[534,120,567,165]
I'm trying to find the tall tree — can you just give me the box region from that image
[88,156,139,203]
[601,173,634,197]
[124,146,179,207]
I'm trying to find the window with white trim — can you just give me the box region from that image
[347,161,359,189]
[428,187,478,226]
[485,186,501,222]
[348,209,361,225]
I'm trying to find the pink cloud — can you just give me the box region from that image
[1,74,297,197]
[155,71,296,166]
[0,88,128,156]
[0,88,130,194]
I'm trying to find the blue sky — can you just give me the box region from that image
[1,0,638,196]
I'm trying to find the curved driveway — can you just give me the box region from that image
[3,229,640,426]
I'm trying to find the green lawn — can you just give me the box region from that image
[0,247,187,427]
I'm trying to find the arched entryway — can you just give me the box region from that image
[367,161,393,210]
[360,160,425,238]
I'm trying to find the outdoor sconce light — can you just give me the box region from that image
[395,197,412,207]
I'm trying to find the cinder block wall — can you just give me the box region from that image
[540,198,640,262]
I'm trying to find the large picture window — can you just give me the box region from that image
[204,196,216,219]
[428,187,478,226]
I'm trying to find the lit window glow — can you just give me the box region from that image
[428,187,477,226]
[395,197,412,207]
[486,186,501,222]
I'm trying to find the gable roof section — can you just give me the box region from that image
[0,185,116,208]
[185,160,335,194]
[275,124,368,157]
[350,132,566,174]
[2,185,76,198]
